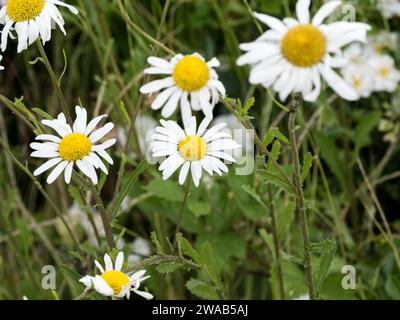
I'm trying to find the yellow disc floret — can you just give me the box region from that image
[281,24,327,68]
[59,133,92,162]
[100,270,130,295]
[178,135,207,161]
[173,55,210,91]
[6,0,45,22]
[379,66,390,78]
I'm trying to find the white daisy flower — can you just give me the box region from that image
[30,106,116,185]
[149,116,240,187]
[378,0,400,18]
[139,53,226,122]
[236,0,371,102]
[368,31,398,54]
[369,54,400,92]
[0,0,78,53]
[79,252,153,300]
[341,44,374,98]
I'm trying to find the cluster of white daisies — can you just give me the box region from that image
[340,32,400,98]
[3,0,400,300]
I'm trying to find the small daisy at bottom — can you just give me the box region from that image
[79,251,153,300]
[149,116,241,187]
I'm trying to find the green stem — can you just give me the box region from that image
[36,40,72,124]
[174,178,191,243]
[268,185,285,299]
[288,97,316,300]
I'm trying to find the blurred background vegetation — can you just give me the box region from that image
[0,0,399,300]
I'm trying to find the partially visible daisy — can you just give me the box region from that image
[368,31,398,54]
[79,252,153,300]
[140,53,226,121]
[149,116,240,187]
[30,106,116,185]
[378,0,400,18]
[237,0,371,102]
[0,0,78,52]
[369,54,400,92]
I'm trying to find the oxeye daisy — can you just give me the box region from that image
[79,252,153,300]
[30,106,116,185]
[236,0,371,102]
[0,0,78,53]
[369,55,400,92]
[139,53,226,121]
[149,116,240,187]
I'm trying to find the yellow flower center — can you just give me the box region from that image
[6,0,45,22]
[173,55,210,91]
[58,133,92,161]
[352,76,362,89]
[379,66,390,78]
[281,24,326,68]
[178,135,207,161]
[101,270,130,295]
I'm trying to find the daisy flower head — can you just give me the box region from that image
[0,0,78,53]
[139,53,226,122]
[369,54,400,92]
[149,116,240,187]
[236,0,371,102]
[79,251,153,300]
[30,106,116,185]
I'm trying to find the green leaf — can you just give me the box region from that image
[32,108,53,120]
[243,97,255,113]
[145,178,184,202]
[276,201,295,241]
[199,242,223,290]
[263,127,289,147]
[150,231,164,256]
[156,262,183,274]
[241,184,267,209]
[354,111,381,154]
[301,152,313,183]
[257,169,296,195]
[177,233,202,263]
[311,239,337,298]
[186,279,219,300]
[112,160,147,216]
[188,200,211,218]
[385,275,400,299]
[267,141,281,171]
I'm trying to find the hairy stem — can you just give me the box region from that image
[174,178,191,244]
[288,97,315,299]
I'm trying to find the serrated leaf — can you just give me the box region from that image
[311,239,337,298]
[156,262,183,273]
[257,169,296,195]
[244,97,255,113]
[199,242,223,290]
[301,152,313,183]
[241,184,267,209]
[186,279,219,300]
[150,231,164,255]
[263,127,289,147]
[267,141,281,171]
[176,233,201,263]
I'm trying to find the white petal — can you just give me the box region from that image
[46,160,69,184]
[115,252,124,271]
[33,157,62,176]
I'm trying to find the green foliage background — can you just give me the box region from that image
[0,0,399,300]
